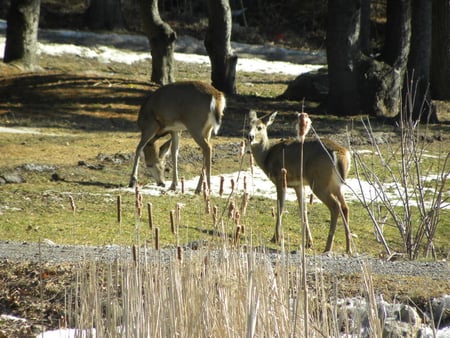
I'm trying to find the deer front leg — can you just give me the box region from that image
[193,135,212,194]
[129,124,159,188]
[272,185,286,243]
[169,132,180,191]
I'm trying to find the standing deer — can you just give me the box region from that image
[247,110,352,253]
[129,81,226,194]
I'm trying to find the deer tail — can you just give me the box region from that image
[211,93,226,135]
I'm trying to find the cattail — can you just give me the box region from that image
[243,176,247,193]
[219,176,225,196]
[241,192,249,216]
[181,176,185,194]
[147,202,153,229]
[212,205,218,227]
[281,168,287,190]
[68,195,76,215]
[228,200,236,219]
[205,198,211,214]
[170,210,176,234]
[155,227,159,250]
[297,112,311,143]
[203,181,209,201]
[116,195,121,224]
[230,178,235,194]
[239,140,246,158]
[271,206,275,218]
[177,246,183,262]
[234,210,240,226]
[132,244,137,263]
[135,186,143,218]
[234,225,241,245]
[310,194,314,205]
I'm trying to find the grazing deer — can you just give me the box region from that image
[129,81,226,194]
[247,110,352,253]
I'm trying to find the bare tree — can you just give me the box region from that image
[3,0,40,70]
[205,0,237,94]
[137,0,176,85]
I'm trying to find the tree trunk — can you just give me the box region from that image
[137,0,176,85]
[326,0,362,115]
[431,0,450,100]
[360,0,371,55]
[406,0,437,122]
[4,0,40,69]
[326,0,411,118]
[205,0,237,94]
[85,0,124,30]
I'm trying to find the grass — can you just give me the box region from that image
[0,50,448,259]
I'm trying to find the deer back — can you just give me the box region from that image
[261,138,350,188]
[137,81,225,134]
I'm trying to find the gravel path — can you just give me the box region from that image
[1,240,448,280]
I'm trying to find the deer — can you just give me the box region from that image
[247,110,352,254]
[128,81,226,194]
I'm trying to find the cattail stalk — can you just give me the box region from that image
[281,168,287,190]
[116,195,121,225]
[170,210,176,234]
[241,192,249,216]
[177,246,183,262]
[219,176,225,196]
[69,195,76,215]
[155,227,159,250]
[212,205,218,227]
[147,202,153,229]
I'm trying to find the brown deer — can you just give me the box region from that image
[247,110,352,253]
[129,81,226,194]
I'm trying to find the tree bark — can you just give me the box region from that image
[406,0,437,122]
[4,0,40,69]
[360,0,371,55]
[326,0,411,118]
[326,0,362,115]
[85,0,124,30]
[205,0,237,94]
[137,0,176,85]
[431,0,450,100]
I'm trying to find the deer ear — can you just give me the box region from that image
[159,139,171,159]
[265,111,277,126]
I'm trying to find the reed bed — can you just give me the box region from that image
[63,243,385,338]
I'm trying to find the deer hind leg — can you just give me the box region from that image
[272,184,286,243]
[335,189,351,254]
[294,186,313,248]
[312,184,342,253]
[129,124,160,188]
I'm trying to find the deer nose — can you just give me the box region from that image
[247,133,254,142]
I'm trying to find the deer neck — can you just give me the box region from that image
[250,137,271,170]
